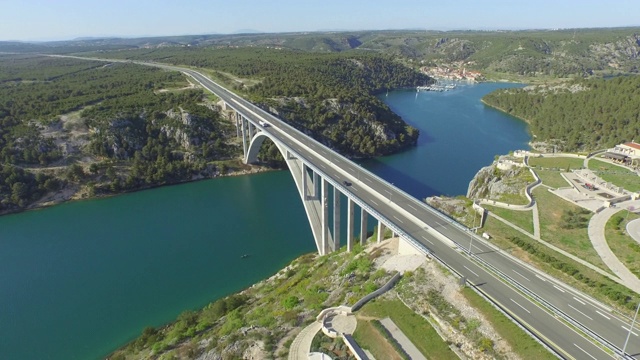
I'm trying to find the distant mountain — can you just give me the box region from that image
[232,29,262,34]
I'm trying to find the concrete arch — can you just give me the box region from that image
[245,131,286,164]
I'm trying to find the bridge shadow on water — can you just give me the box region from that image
[359,157,441,199]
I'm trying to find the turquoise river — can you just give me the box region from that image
[0,82,529,359]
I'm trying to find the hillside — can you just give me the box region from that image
[482,75,640,151]
[2,27,639,79]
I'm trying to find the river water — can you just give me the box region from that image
[0,82,529,360]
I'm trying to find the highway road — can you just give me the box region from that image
[58,56,637,359]
[174,66,640,359]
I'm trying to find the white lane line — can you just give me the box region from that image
[420,235,434,245]
[510,298,530,314]
[435,221,444,227]
[371,200,379,206]
[351,187,359,192]
[393,216,404,224]
[574,343,597,360]
[512,269,530,281]
[568,304,593,321]
[595,310,611,320]
[534,274,547,282]
[622,326,640,337]
[364,177,372,183]
[347,166,355,171]
[553,285,565,293]
[573,297,586,306]
[408,204,417,211]
[320,164,326,169]
[463,265,479,277]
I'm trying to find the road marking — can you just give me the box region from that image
[573,297,586,306]
[371,200,379,206]
[512,269,530,281]
[573,343,598,360]
[347,166,355,171]
[568,304,593,321]
[320,164,326,169]
[408,204,417,211]
[553,285,566,293]
[420,235,434,245]
[393,216,404,224]
[595,310,611,320]
[510,298,530,314]
[534,274,546,282]
[435,221,445,227]
[463,265,479,277]
[364,177,372,183]
[622,326,640,337]
[352,187,359,192]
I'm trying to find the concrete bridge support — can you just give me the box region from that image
[360,208,368,244]
[333,189,341,250]
[377,220,386,243]
[347,198,355,252]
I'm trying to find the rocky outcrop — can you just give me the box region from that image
[467,159,531,201]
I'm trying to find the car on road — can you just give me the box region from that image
[343,180,352,186]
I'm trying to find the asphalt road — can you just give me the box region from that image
[140,63,637,359]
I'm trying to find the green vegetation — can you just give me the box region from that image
[606,212,640,278]
[483,76,640,151]
[0,55,243,212]
[461,288,556,360]
[533,187,607,270]
[358,299,454,359]
[534,169,571,188]
[528,156,585,170]
[352,319,405,360]
[0,165,59,209]
[89,47,430,158]
[588,159,640,192]
[484,205,534,234]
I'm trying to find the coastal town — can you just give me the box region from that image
[420,62,484,82]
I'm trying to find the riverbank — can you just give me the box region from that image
[0,162,277,218]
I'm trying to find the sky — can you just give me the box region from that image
[0,0,638,41]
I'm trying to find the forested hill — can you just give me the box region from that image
[101,48,432,157]
[482,76,640,151]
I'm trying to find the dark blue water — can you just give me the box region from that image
[0,82,529,360]
[367,82,529,198]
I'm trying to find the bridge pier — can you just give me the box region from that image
[333,188,341,250]
[377,220,386,243]
[360,208,368,244]
[240,115,248,157]
[321,178,330,255]
[235,112,241,137]
[347,198,355,251]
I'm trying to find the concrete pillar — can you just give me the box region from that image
[377,220,385,243]
[360,208,368,245]
[321,178,329,255]
[333,187,341,250]
[313,172,319,199]
[347,198,355,252]
[302,164,308,200]
[235,111,241,137]
[240,116,248,158]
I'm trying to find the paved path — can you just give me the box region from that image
[288,321,322,360]
[532,202,541,239]
[588,201,640,294]
[379,318,427,360]
[627,218,640,244]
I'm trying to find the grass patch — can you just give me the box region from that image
[462,288,556,360]
[353,320,404,360]
[484,205,534,234]
[528,156,585,170]
[588,159,640,192]
[535,169,571,188]
[359,299,454,359]
[606,211,640,278]
[533,187,608,271]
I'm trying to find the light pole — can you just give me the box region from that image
[622,301,640,358]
